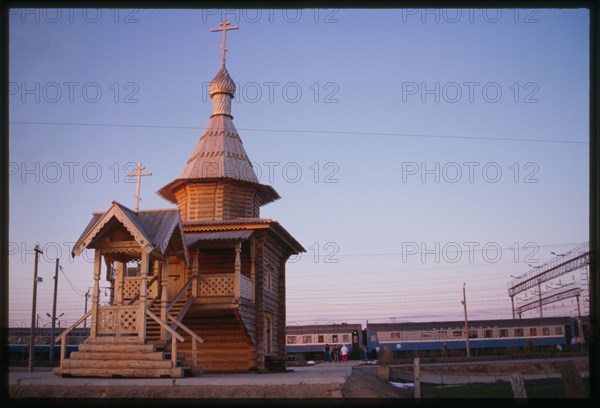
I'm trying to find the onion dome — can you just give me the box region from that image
[209,65,236,97]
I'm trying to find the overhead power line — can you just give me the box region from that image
[10,121,587,145]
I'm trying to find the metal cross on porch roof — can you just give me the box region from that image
[127,162,152,212]
[211,19,239,65]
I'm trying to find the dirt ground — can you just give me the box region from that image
[342,365,412,398]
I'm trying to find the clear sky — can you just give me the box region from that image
[8,8,590,328]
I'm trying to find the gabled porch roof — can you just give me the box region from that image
[72,201,189,265]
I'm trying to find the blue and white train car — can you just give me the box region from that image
[366,317,583,356]
[286,323,363,361]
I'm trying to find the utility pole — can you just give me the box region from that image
[510,295,515,320]
[537,278,543,318]
[83,289,91,328]
[462,283,470,358]
[28,244,43,372]
[49,259,60,362]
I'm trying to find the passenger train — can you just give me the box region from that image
[6,316,589,363]
[286,316,588,361]
[7,327,89,362]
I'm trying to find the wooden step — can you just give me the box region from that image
[78,343,157,353]
[62,359,173,369]
[69,351,165,361]
[200,362,256,373]
[53,367,184,378]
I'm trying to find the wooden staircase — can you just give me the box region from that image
[177,311,256,373]
[53,342,190,378]
[146,297,189,343]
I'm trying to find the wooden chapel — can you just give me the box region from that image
[54,20,305,377]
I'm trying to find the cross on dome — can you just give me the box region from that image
[211,20,239,66]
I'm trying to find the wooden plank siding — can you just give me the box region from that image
[174,181,260,223]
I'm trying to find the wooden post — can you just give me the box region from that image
[116,261,125,305]
[161,258,169,341]
[191,252,199,298]
[509,373,527,398]
[250,237,256,302]
[234,243,241,300]
[413,357,421,399]
[558,361,586,397]
[171,335,177,368]
[377,365,390,380]
[192,337,197,369]
[138,251,149,340]
[152,259,160,299]
[90,250,102,338]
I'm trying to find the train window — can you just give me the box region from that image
[287,336,297,344]
[302,335,312,344]
[529,328,537,336]
[484,330,494,338]
[542,327,550,336]
[437,331,447,339]
[343,334,350,343]
[452,330,463,338]
[318,335,324,343]
[332,335,338,342]
[468,330,478,339]
[370,335,377,342]
[391,332,401,340]
[515,328,524,337]
[555,327,563,335]
[499,329,509,338]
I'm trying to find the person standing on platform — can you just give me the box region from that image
[332,345,340,363]
[323,344,331,362]
[341,344,349,362]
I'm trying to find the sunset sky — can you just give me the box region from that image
[8,8,589,327]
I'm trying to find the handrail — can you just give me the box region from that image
[167,313,204,369]
[54,309,92,367]
[146,309,184,342]
[55,309,92,343]
[167,314,204,343]
[146,309,184,368]
[167,274,195,313]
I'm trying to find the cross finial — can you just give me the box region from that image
[211,19,239,66]
[127,163,152,212]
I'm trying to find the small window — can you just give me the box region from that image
[484,330,494,338]
[318,335,324,343]
[125,260,141,277]
[529,328,537,336]
[302,335,312,344]
[343,334,350,343]
[499,329,509,338]
[515,328,524,337]
[453,330,463,338]
[542,327,550,336]
[265,267,274,292]
[468,330,478,339]
[391,332,401,340]
[555,326,563,335]
[332,334,338,342]
[437,331,448,339]
[370,335,377,342]
[287,336,297,344]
